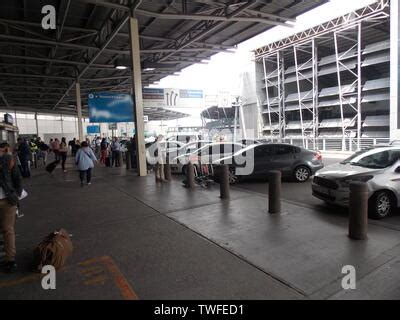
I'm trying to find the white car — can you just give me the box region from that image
[173,142,245,175]
[312,146,400,219]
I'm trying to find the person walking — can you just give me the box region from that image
[52,138,60,161]
[100,138,108,166]
[111,137,121,167]
[16,138,31,178]
[69,138,77,156]
[0,142,23,273]
[154,135,166,183]
[59,137,68,173]
[38,140,49,166]
[128,135,137,169]
[75,141,97,187]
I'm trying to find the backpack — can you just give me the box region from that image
[33,228,73,272]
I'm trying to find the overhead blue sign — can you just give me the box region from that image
[179,89,203,99]
[143,88,164,100]
[87,125,100,134]
[88,92,134,123]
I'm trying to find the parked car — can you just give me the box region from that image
[214,143,324,184]
[173,142,245,175]
[312,146,400,219]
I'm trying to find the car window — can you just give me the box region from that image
[341,148,373,164]
[351,150,400,169]
[274,145,293,155]
[254,145,273,157]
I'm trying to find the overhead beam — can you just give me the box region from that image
[75,0,294,27]
[53,13,131,109]
[0,92,10,107]
[159,0,257,62]
[135,9,293,27]
[0,34,130,55]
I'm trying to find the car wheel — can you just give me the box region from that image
[294,166,311,183]
[369,191,394,220]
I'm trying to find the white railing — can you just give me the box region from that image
[279,137,390,152]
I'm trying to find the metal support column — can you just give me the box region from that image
[129,16,147,176]
[34,112,39,137]
[262,52,285,141]
[277,51,286,142]
[60,114,64,136]
[334,23,362,151]
[390,0,400,140]
[294,40,318,149]
[312,40,319,150]
[75,82,84,141]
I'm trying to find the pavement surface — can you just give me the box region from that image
[0,155,399,300]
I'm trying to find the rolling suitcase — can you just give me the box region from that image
[45,160,60,174]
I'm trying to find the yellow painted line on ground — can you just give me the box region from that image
[0,274,41,289]
[99,256,138,300]
[78,255,139,300]
[0,256,138,300]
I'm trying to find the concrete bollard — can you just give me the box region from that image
[126,152,131,170]
[268,171,282,214]
[348,181,368,240]
[186,162,195,189]
[219,165,230,199]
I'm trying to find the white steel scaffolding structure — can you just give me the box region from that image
[293,39,319,149]
[334,23,362,151]
[255,0,390,150]
[262,51,285,141]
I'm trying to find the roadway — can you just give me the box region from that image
[233,157,400,231]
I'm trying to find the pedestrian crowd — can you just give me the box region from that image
[0,134,140,273]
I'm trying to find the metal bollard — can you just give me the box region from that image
[186,162,195,189]
[268,171,282,214]
[219,164,230,199]
[348,182,368,240]
[126,152,131,170]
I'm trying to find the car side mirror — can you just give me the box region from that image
[395,166,400,173]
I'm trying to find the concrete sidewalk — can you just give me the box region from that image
[1,161,399,299]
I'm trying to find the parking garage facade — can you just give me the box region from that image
[253,0,397,152]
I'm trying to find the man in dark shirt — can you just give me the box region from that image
[16,138,31,178]
[0,142,23,273]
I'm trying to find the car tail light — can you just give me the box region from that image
[313,151,322,161]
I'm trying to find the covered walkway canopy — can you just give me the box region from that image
[0,0,328,175]
[0,0,327,115]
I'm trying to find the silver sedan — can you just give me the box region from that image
[312,146,400,219]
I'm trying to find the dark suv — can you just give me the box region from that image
[214,143,324,183]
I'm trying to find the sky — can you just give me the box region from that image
[149,0,378,95]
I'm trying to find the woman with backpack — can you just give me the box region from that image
[75,141,97,187]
